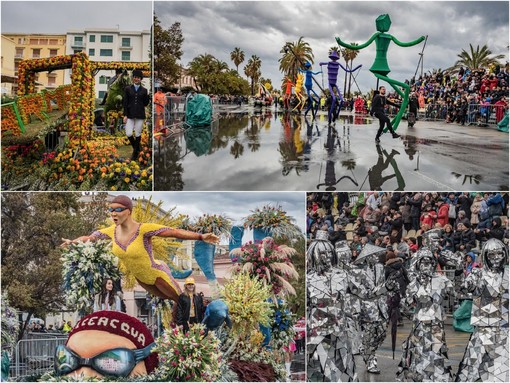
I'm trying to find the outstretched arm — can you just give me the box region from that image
[391,35,426,47]
[339,63,363,73]
[60,235,98,247]
[336,32,379,50]
[156,227,219,244]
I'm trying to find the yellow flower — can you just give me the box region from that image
[110,186,117,191]
[124,177,130,183]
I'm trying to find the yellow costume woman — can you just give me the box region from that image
[62,195,218,303]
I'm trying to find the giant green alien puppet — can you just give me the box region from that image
[336,14,425,131]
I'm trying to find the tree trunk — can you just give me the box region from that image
[347,60,353,98]
[18,311,33,342]
[343,61,348,96]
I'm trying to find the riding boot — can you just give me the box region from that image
[127,135,136,160]
[134,136,142,160]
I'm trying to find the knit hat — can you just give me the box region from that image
[67,311,158,373]
[111,195,133,211]
[132,69,144,79]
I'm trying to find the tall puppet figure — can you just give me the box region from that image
[299,62,322,119]
[293,72,306,112]
[283,76,294,110]
[319,51,362,124]
[336,14,425,131]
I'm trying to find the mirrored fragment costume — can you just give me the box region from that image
[455,238,509,382]
[396,248,455,382]
[307,230,336,271]
[349,244,388,374]
[307,236,358,381]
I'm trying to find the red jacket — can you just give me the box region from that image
[437,204,449,227]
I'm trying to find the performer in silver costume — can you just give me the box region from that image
[348,244,388,374]
[307,239,358,382]
[455,238,509,382]
[396,248,455,382]
[307,229,336,271]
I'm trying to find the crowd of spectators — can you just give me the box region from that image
[307,192,509,266]
[384,63,509,125]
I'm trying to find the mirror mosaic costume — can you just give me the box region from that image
[306,227,509,382]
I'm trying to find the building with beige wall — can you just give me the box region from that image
[2,33,67,94]
[1,35,16,96]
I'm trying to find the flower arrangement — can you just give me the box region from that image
[230,237,299,297]
[268,302,296,351]
[91,62,150,73]
[42,85,72,113]
[150,324,223,382]
[17,93,48,124]
[222,272,272,337]
[1,293,19,350]
[243,204,301,238]
[61,240,121,316]
[194,214,232,237]
[0,104,22,137]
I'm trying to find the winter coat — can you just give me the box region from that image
[457,229,476,251]
[123,84,150,119]
[176,292,204,329]
[437,204,450,227]
[407,197,423,218]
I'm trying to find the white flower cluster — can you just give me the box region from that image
[1,293,19,350]
[61,240,121,315]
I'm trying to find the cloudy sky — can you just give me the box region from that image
[112,191,307,235]
[155,0,509,92]
[1,1,152,33]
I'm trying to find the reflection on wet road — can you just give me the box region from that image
[154,111,509,191]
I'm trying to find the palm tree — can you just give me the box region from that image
[279,37,314,82]
[449,44,505,73]
[244,55,262,95]
[230,47,245,74]
[345,43,359,98]
[340,43,356,95]
[188,53,216,91]
[229,140,244,159]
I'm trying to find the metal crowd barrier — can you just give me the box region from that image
[384,103,505,126]
[8,335,67,380]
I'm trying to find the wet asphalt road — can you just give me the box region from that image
[161,106,508,191]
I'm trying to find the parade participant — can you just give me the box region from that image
[54,311,158,378]
[396,248,456,382]
[306,229,336,270]
[371,86,401,142]
[408,92,419,127]
[299,62,322,119]
[93,278,122,312]
[123,69,150,160]
[307,238,358,381]
[176,277,204,333]
[153,87,167,117]
[336,14,425,131]
[61,195,219,303]
[348,244,388,374]
[293,73,306,112]
[319,50,362,124]
[455,239,509,382]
